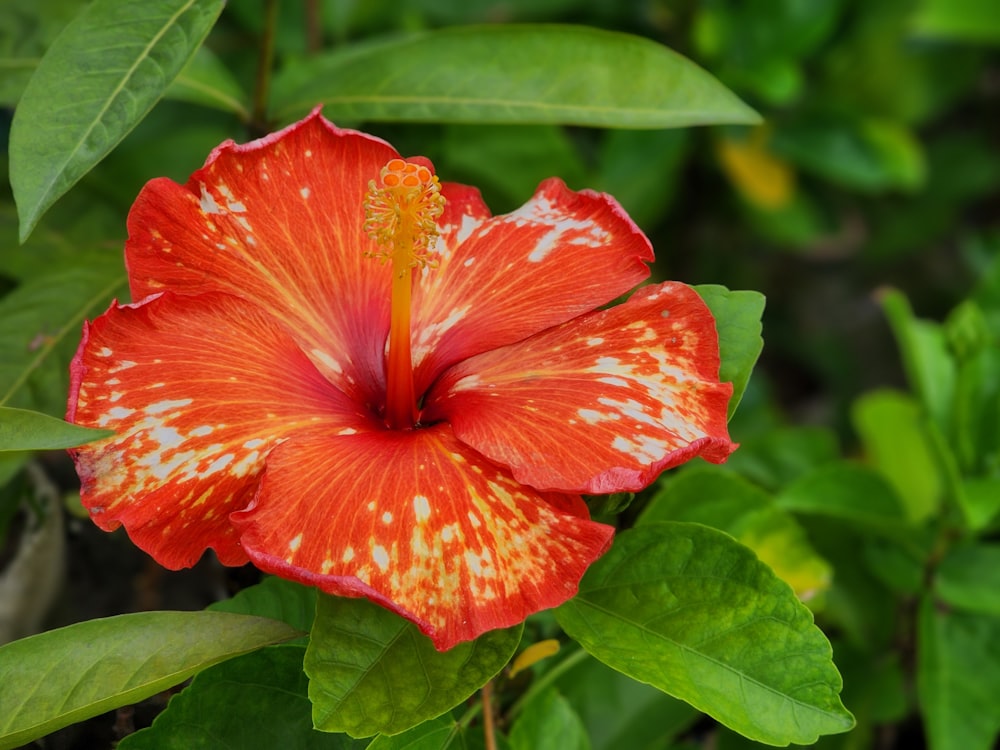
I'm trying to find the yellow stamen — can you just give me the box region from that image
[364,158,446,429]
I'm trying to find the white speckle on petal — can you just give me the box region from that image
[146,399,193,415]
[413,495,431,522]
[372,545,389,572]
[199,186,222,214]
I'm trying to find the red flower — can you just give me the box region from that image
[67,110,735,650]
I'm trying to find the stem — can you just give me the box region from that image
[482,680,498,750]
[249,0,279,136]
[304,0,322,55]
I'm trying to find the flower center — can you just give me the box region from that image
[364,158,446,429]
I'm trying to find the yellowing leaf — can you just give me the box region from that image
[509,639,561,679]
[717,127,796,210]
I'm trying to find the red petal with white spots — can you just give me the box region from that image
[425,282,736,494]
[233,423,614,651]
[124,111,402,408]
[68,291,372,568]
[410,178,653,394]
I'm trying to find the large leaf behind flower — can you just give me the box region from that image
[0,612,301,750]
[9,0,225,241]
[556,523,854,746]
[270,25,760,128]
[306,595,521,737]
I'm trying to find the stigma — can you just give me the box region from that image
[364,158,446,271]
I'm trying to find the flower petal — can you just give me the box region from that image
[410,178,654,394]
[426,282,736,494]
[233,423,614,650]
[68,291,371,568]
[124,110,398,407]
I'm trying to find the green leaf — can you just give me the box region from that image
[270,25,760,128]
[958,477,1000,531]
[640,466,831,602]
[593,128,689,230]
[912,0,1000,43]
[851,390,943,523]
[164,44,250,119]
[694,285,765,421]
[557,654,699,750]
[440,124,588,212]
[917,596,1000,750]
[509,687,588,750]
[209,576,318,632]
[772,116,926,192]
[365,713,470,750]
[721,425,840,491]
[118,645,357,750]
[9,0,226,241]
[0,0,83,106]
[879,288,956,433]
[306,595,522,737]
[934,543,1000,616]
[0,265,126,417]
[0,611,302,750]
[556,523,854,746]
[775,462,909,531]
[0,406,113,451]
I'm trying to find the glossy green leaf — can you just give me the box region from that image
[556,523,854,746]
[934,543,1000,616]
[775,462,909,531]
[912,0,1000,43]
[165,44,250,119]
[640,466,831,602]
[0,406,113,451]
[270,25,760,128]
[0,265,126,417]
[694,285,765,421]
[509,687,588,750]
[118,645,357,750]
[0,611,302,750]
[851,390,943,523]
[365,714,470,750]
[209,576,318,632]
[917,596,1000,750]
[306,595,522,737]
[557,654,699,750]
[9,0,226,241]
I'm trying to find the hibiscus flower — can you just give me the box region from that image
[67,110,735,650]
